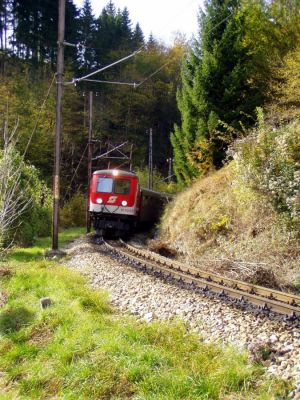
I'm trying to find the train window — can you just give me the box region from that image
[114,179,131,194]
[97,178,113,193]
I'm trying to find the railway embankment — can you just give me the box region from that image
[65,236,300,396]
[158,120,300,292]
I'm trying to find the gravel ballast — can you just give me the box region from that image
[65,236,300,397]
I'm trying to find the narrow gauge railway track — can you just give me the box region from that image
[103,239,300,321]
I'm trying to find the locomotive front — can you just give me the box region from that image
[89,169,140,236]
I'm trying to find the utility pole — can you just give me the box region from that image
[86,91,93,233]
[167,157,173,183]
[52,0,65,251]
[148,128,153,190]
[129,144,133,172]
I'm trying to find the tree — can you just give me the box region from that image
[78,0,96,71]
[132,23,144,49]
[0,0,10,51]
[11,0,78,64]
[0,122,30,250]
[171,0,289,185]
[120,7,132,46]
[147,33,157,50]
[0,120,51,250]
[268,40,300,124]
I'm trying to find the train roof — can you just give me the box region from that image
[93,169,137,177]
[141,188,175,201]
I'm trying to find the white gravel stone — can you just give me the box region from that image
[65,236,300,396]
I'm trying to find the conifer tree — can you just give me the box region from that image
[120,7,132,48]
[147,33,157,50]
[11,0,78,64]
[171,0,284,185]
[0,0,9,50]
[132,23,144,48]
[78,0,96,70]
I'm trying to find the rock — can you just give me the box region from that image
[269,334,278,343]
[40,297,52,309]
[64,236,300,390]
[143,312,153,323]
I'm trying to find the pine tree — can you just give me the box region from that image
[171,53,208,186]
[171,0,284,185]
[78,0,96,70]
[11,0,78,64]
[0,0,10,50]
[120,7,132,46]
[147,33,157,50]
[132,23,144,48]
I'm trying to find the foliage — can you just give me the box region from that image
[0,127,52,249]
[60,192,86,228]
[135,167,179,193]
[160,161,300,288]
[171,0,300,185]
[1,1,185,198]
[7,0,78,64]
[0,236,288,398]
[0,68,55,184]
[9,227,86,263]
[268,39,300,124]
[234,112,300,234]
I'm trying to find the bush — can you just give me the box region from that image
[234,110,300,234]
[0,141,52,248]
[14,165,52,246]
[135,167,179,194]
[60,192,86,228]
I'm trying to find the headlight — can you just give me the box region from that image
[121,200,127,206]
[96,198,103,204]
[112,170,119,176]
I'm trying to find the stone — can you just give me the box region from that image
[143,312,153,323]
[40,297,52,309]
[64,236,300,386]
[269,334,278,343]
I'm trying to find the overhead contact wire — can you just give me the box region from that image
[65,48,143,85]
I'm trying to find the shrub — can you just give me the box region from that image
[60,192,86,228]
[135,167,179,194]
[234,110,300,234]
[13,162,52,246]
[0,135,52,248]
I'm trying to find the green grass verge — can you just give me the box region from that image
[9,227,86,263]
[0,230,289,399]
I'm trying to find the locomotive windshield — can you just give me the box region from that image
[97,177,131,194]
[114,179,130,194]
[97,177,113,193]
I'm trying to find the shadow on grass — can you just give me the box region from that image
[0,307,35,334]
[8,228,85,264]
[9,250,44,263]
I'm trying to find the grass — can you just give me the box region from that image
[0,229,289,399]
[160,163,300,290]
[9,227,86,263]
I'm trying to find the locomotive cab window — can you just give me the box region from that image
[97,178,113,193]
[114,179,131,194]
[97,177,131,194]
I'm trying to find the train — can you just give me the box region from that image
[89,169,173,237]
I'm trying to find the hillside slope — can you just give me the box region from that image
[158,161,300,291]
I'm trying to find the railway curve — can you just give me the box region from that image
[104,238,300,321]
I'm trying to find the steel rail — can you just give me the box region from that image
[104,240,300,319]
[120,240,300,307]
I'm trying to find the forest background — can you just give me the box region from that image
[0,0,299,246]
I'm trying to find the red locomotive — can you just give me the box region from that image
[89,169,172,236]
